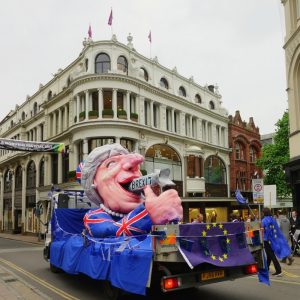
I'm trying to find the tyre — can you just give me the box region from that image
[103,280,121,300]
[50,263,62,273]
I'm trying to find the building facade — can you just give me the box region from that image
[228,111,262,219]
[282,0,300,212]
[0,34,231,234]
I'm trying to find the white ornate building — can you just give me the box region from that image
[282,0,300,212]
[0,34,230,234]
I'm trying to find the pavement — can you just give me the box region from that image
[0,233,300,299]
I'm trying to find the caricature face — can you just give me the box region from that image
[93,153,144,213]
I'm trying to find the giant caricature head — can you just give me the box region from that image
[81,143,145,213]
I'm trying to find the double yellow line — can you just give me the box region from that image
[0,258,79,300]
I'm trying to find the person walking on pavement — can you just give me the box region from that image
[192,213,204,223]
[290,210,300,251]
[278,210,294,265]
[262,208,292,276]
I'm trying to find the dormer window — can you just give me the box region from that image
[117,56,128,74]
[140,67,149,81]
[95,53,111,74]
[179,86,186,97]
[195,94,202,103]
[160,77,169,89]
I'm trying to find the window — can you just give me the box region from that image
[62,146,69,183]
[120,139,134,152]
[140,67,149,81]
[250,146,257,163]
[235,142,244,160]
[117,56,128,74]
[195,94,202,103]
[160,77,169,89]
[209,101,215,110]
[204,156,226,184]
[103,90,112,109]
[39,160,45,187]
[47,90,52,100]
[26,160,36,188]
[22,112,26,121]
[95,53,111,74]
[15,166,22,190]
[4,170,13,192]
[33,102,38,115]
[179,86,186,97]
[88,138,115,153]
[51,154,58,185]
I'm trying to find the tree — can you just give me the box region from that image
[256,111,291,198]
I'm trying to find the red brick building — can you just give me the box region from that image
[228,111,263,200]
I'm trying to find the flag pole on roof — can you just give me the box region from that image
[88,24,92,39]
[148,30,152,58]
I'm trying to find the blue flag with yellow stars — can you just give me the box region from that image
[178,222,255,268]
[262,216,291,259]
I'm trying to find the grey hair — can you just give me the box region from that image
[81,143,129,205]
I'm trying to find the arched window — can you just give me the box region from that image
[179,86,186,97]
[204,156,226,184]
[33,102,38,115]
[22,112,26,121]
[140,67,149,81]
[4,170,13,192]
[250,146,257,162]
[117,56,128,74]
[235,142,245,160]
[39,160,45,186]
[209,101,215,109]
[160,77,169,89]
[15,166,23,190]
[26,160,36,188]
[95,53,111,74]
[47,90,52,101]
[195,94,202,103]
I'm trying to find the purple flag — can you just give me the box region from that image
[178,222,255,268]
[148,30,152,43]
[108,9,113,26]
[88,25,92,38]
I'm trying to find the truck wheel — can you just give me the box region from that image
[50,263,62,273]
[103,280,121,300]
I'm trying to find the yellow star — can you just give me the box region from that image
[206,224,211,230]
[219,224,223,229]
[223,253,228,259]
[226,238,231,244]
[212,223,217,227]
[202,231,207,237]
[219,257,224,262]
[223,229,228,235]
[211,255,216,260]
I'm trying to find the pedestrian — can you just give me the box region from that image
[289,210,300,250]
[230,212,239,222]
[193,213,204,223]
[262,207,292,277]
[278,210,294,265]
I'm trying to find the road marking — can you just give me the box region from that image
[0,258,80,300]
[249,276,300,285]
[282,270,300,278]
[0,247,43,254]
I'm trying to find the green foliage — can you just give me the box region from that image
[256,111,291,198]
[117,109,127,117]
[140,169,147,176]
[68,170,76,179]
[79,111,86,118]
[130,112,138,119]
[102,109,114,116]
[88,110,99,117]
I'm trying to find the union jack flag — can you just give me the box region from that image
[76,161,84,183]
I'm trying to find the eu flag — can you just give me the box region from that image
[262,216,291,259]
[235,189,247,204]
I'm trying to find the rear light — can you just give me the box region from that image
[163,277,180,290]
[244,264,258,274]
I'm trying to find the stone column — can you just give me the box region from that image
[21,166,26,233]
[171,108,175,132]
[53,112,57,136]
[190,116,193,137]
[0,173,3,230]
[205,121,208,142]
[83,139,89,160]
[195,156,200,178]
[76,95,80,122]
[11,172,15,231]
[150,100,154,127]
[159,104,166,131]
[180,112,186,135]
[63,105,68,130]
[115,137,121,144]
[98,88,103,120]
[85,90,89,118]
[196,118,201,140]
[58,108,62,133]
[45,155,51,186]
[112,89,117,119]
[73,143,79,167]
[126,91,131,120]
[139,96,145,125]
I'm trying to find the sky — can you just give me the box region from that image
[0,0,287,135]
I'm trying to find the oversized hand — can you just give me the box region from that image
[144,186,183,225]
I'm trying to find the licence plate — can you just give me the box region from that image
[201,270,225,281]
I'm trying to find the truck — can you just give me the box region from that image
[43,190,265,299]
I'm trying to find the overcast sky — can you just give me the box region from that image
[0,0,287,135]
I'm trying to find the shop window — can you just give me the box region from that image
[204,155,226,184]
[26,160,36,188]
[120,139,134,152]
[88,138,115,153]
